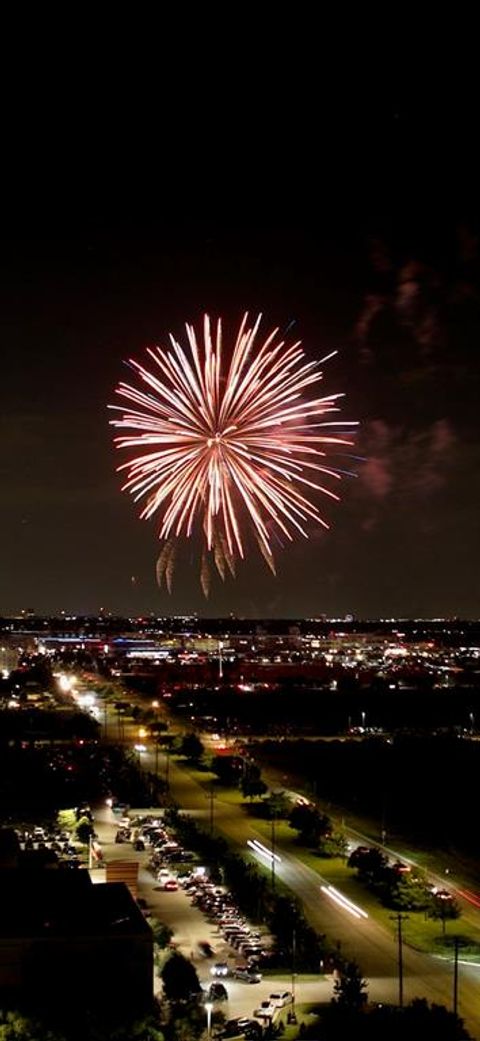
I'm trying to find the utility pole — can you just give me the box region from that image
[291,927,297,1023]
[390,913,408,1008]
[271,815,276,891]
[165,746,170,789]
[154,740,159,778]
[208,783,217,836]
[452,935,467,1018]
[381,791,387,845]
[453,936,459,1018]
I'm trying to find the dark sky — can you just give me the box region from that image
[1,54,479,618]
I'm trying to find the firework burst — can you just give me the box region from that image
[110,313,356,593]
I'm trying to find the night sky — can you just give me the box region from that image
[1,62,479,618]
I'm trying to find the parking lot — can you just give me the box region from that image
[92,804,332,1031]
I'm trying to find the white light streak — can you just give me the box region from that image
[321,884,368,920]
[247,839,282,863]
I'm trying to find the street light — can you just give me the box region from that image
[218,640,224,681]
[271,815,276,891]
[205,1001,213,1040]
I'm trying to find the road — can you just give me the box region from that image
[134,742,480,1038]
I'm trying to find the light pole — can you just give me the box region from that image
[205,1001,213,1040]
[271,815,276,891]
[361,710,366,729]
[218,640,224,681]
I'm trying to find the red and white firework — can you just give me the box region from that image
[110,313,356,593]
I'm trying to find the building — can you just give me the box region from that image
[0,831,153,1019]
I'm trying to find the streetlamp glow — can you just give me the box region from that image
[218,641,224,680]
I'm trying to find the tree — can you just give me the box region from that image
[150,917,174,949]
[289,804,331,846]
[178,733,204,761]
[348,846,388,883]
[167,1003,216,1041]
[241,775,268,800]
[332,961,368,1012]
[0,1010,66,1040]
[56,809,77,834]
[160,952,202,1002]
[387,873,431,912]
[365,999,471,1040]
[103,1020,165,1041]
[429,892,461,934]
[211,755,243,785]
[263,791,291,819]
[319,832,348,859]
[149,720,168,736]
[76,815,94,845]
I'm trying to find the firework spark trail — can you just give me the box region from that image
[110,313,357,590]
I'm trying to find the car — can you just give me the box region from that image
[224,1017,254,1034]
[269,991,293,1008]
[253,1002,275,1019]
[223,1019,246,1037]
[177,873,194,886]
[211,962,229,977]
[163,879,178,891]
[198,941,216,958]
[243,1023,262,1040]
[157,868,174,880]
[234,965,262,983]
[134,839,145,851]
[207,982,228,1002]
[392,860,411,874]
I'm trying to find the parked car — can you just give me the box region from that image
[163,879,178,891]
[269,991,293,1008]
[234,965,262,983]
[253,1002,275,1019]
[224,1017,254,1034]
